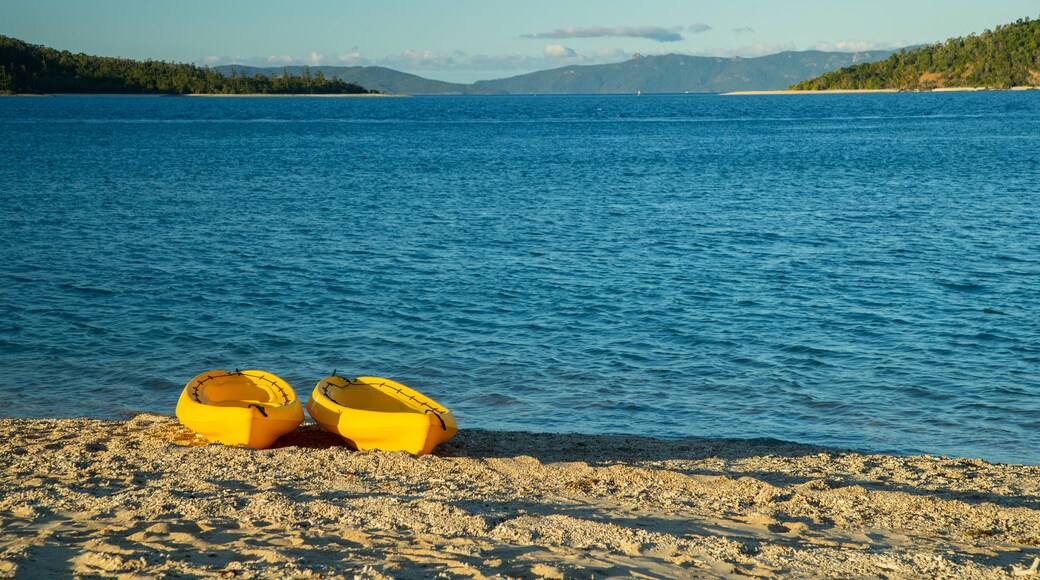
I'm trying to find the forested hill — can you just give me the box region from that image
[792,16,1040,90]
[218,65,471,95]
[472,50,895,94]
[0,36,374,95]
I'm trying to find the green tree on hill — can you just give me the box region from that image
[0,65,12,92]
[0,35,378,95]
[791,16,1040,90]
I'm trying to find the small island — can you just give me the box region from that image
[0,35,378,96]
[790,16,1040,91]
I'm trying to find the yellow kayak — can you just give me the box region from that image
[176,370,304,449]
[306,376,457,455]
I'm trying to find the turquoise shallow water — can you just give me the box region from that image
[1,93,1038,464]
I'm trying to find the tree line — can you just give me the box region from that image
[791,16,1040,90]
[0,35,377,95]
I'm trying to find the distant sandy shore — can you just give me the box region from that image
[724,89,900,95]
[1,415,1037,578]
[724,87,1040,95]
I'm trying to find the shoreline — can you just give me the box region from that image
[6,86,1039,98]
[0,92,406,98]
[181,93,407,98]
[1,415,1037,578]
[724,86,1040,95]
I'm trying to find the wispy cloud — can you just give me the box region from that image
[689,23,712,34]
[809,40,908,52]
[523,25,684,43]
[540,45,630,63]
[464,53,539,72]
[543,44,577,58]
[199,45,633,75]
[332,51,367,66]
[688,42,797,59]
[201,53,373,68]
[381,49,457,69]
[730,42,795,56]
[732,26,755,34]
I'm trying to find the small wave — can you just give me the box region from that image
[469,393,524,407]
[59,283,118,296]
[937,280,987,293]
[780,344,837,357]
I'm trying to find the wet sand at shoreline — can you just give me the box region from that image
[1,415,1038,578]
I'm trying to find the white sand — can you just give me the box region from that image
[723,87,1040,95]
[723,89,901,95]
[1,415,1038,578]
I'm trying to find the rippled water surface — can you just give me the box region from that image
[1,93,1038,464]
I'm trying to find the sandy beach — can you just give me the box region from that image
[723,89,901,95]
[0,415,1037,579]
[723,87,1040,95]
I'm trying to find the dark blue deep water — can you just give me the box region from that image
[1,93,1038,464]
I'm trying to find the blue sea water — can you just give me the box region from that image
[1,93,1038,465]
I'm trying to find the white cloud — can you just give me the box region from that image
[194,46,636,81]
[544,44,577,58]
[524,25,684,42]
[749,42,796,56]
[466,53,536,70]
[809,40,907,52]
[333,52,368,66]
[593,47,627,59]
[197,52,367,68]
[382,49,457,69]
[693,42,797,58]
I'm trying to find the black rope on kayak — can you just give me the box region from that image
[372,380,447,414]
[189,371,230,403]
[241,370,291,404]
[248,404,268,417]
[189,370,292,405]
[322,377,353,407]
[321,378,449,416]
[271,381,291,404]
[425,409,448,431]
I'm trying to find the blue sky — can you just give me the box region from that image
[4,0,1038,83]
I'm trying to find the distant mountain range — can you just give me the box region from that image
[217,50,898,95]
